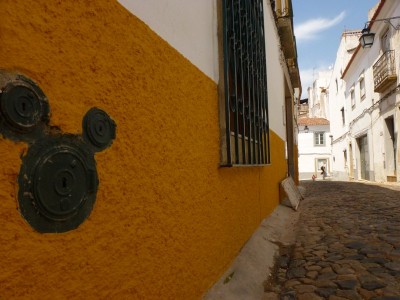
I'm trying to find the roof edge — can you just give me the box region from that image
[341,0,386,79]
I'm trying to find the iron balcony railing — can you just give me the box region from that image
[373,50,397,93]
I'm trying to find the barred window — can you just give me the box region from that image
[220,0,270,166]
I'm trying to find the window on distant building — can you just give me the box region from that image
[341,107,345,126]
[220,0,270,166]
[350,87,355,109]
[314,132,325,146]
[359,76,365,100]
[381,29,390,53]
[335,79,338,94]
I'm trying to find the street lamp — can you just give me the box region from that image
[359,28,375,48]
[360,16,400,48]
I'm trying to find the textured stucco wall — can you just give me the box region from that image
[0,0,288,299]
[117,0,219,83]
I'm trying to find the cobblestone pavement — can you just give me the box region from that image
[264,180,400,300]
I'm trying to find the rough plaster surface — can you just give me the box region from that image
[203,205,299,300]
[0,0,288,298]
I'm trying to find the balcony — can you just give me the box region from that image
[373,50,397,93]
[272,0,301,90]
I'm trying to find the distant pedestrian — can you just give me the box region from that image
[320,166,327,180]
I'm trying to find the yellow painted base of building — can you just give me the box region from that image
[0,0,289,298]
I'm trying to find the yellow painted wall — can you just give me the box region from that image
[294,144,299,184]
[0,0,288,298]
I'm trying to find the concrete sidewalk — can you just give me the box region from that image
[203,204,299,300]
[204,180,400,299]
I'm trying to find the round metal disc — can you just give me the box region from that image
[82,107,116,151]
[18,135,98,233]
[0,75,49,139]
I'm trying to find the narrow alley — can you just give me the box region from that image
[265,181,400,299]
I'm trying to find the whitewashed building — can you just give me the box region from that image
[298,70,332,180]
[328,30,362,180]
[298,117,331,180]
[308,70,332,119]
[330,0,400,182]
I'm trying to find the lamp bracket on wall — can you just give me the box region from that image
[360,16,400,48]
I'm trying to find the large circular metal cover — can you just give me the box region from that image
[0,75,49,139]
[18,135,98,233]
[82,107,116,151]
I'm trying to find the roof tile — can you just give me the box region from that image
[298,117,330,126]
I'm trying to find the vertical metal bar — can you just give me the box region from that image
[250,4,257,164]
[232,0,240,164]
[238,1,246,164]
[258,0,266,164]
[261,56,267,164]
[244,0,252,164]
[246,0,253,164]
[255,2,262,164]
[222,0,232,165]
[222,0,269,165]
[260,2,270,163]
[260,0,268,164]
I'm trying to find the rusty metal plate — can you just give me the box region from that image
[18,135,98,233]
[82,107,116,151]
[0,74,49,140]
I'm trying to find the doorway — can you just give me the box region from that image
[384,116,396,181]
[349,143,354,179]
[315,158,329,178]
[357,135,370,180]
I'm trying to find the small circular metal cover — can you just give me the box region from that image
[18,135,98,233]
[82,107,116,151]
[0,75,49,139]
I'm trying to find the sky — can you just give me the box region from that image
[292,0,379,98]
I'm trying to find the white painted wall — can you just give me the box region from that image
[335,0,400,182]
[263,0,287,141]
[328,31,361,180]
[118,0,290,142]
[308,70,332,119]
[298,124,332,180]
[118,0,219,83]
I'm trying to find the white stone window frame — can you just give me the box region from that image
[350,86,356,109]
[358,73,366,101]
[314,132,325,147]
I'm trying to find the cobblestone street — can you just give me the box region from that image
[265,180,400,299]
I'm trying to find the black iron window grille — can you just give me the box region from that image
[221,0,270,166]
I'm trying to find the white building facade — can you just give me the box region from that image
[308,70,332,119]
[298,118,331,180]
[330,0,400,182]
[329,31,362,180]
[298,70,332,180]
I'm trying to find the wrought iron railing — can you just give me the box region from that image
[222,0,270,165]
[373,50,396,91]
